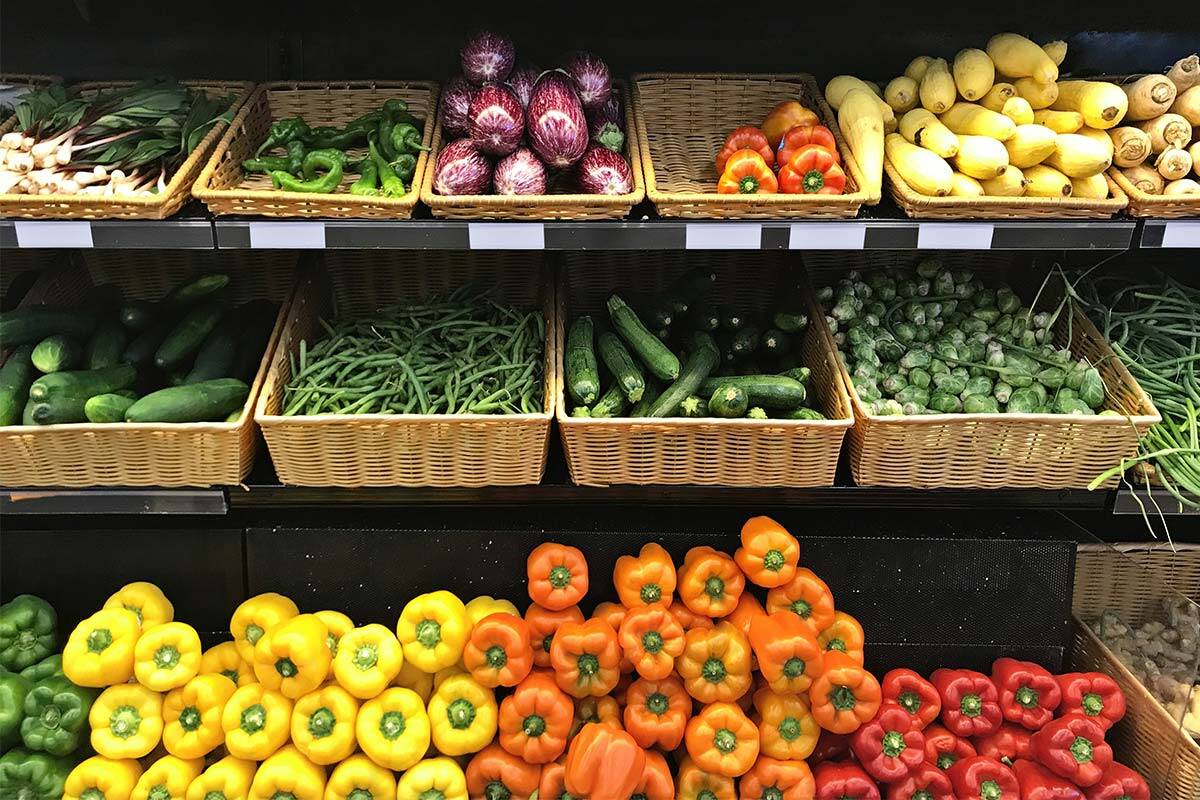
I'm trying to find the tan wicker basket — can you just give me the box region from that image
[1071,543,1200,799]
[193,81,437,219]
[421,81,645,220]
[1110,166,1199,218]
[0,252,297,487]
[632,73,877,219]
[255,252,555,487]
[805,252,1161,488]
[556,252,852,487]
[0,80,252,219]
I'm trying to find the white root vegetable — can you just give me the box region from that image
[0,132,23,149]
[0,170,23,194]
[1164,178,1200,195]
[1124,164,1165,194]
[1137,113,1192,152]
[1191,142,1200,177]
[1156,148,1193,181]
[1167,55,1200,92]
[1122,75,1178,121]
[1169,85,1200,125]
[1109,127,1152,167]
[7,152,33,172]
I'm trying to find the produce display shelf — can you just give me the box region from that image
[1113,487,1200,516]
[1140,219,1200,249]
[0,203,216,249]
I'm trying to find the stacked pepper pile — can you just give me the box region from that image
[715,101,848,196]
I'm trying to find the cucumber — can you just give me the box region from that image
[184,325,238,384]
[719,305,746,332]
[607,294,681,381]
[698,375,807,410]
[230,301,279,382]
[730,327,761,357]
[783,407,825,420]
[123,318,172,366]
[31,335,83,373]
[0,305,96,345]
[124,378,249,423]
[689,304,720,333]
[119,301,157,331]
[29,398,87,425]
[597,331,645,403]
[163,274,230,307]
[224,408,243,423]
[709,384,749,418]
[759,329,790,357]
[154,302,225,370]
[647,332,719,418]
[783,367,812,387]
[86,320,127,369]
[588,384,629,418]
[570,407,591,418]
[21,398,37,425]
[747,407,769,420]
[29,365,136,403]
[565,316,600,406]
[0,345,35,426]
[84,393,137,423]
[678,395,708,418]
[772,310,809,333]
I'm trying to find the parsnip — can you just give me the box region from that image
[987,33,1059,83]
[1123,164,1165,194]
[885,133,953,196]
[899,109,959,158]
[981,166,1029,196]
[1014,77,1059,110]
[1156,148,1193,181]
[1004,124,1058,168]
[954,135,1010,179]
[1033,109,1084,134]
[838,89,885,197]
[885,76,919,114]
[919,59,957,114]
[953,49,995,101]
[1122,75,1177,121]
[1108,127,1152,167]
[1042,41,1068,66]
[1167,55,1200,93]
[980,83,1018,113]
[1071,173,1110,199]
[1169,85,1200,125]
[1137,113,1192,153]
[905,56,933,82]
[1024,164,1073,197]
[1002,97,1035,125]
[939,103,1016,141]
[1052,81,1129,130]
[1191,142,1200,177]
[1164,178,1200,195]
[950,171,985,197]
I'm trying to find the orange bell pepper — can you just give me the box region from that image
[592,602,635,674]
[612,670,635,707]
[563,723,646,800]
[572,695,622,736]
[716,126,775,175]
[677,756,736,800]
[777,125,840,169]
[761,101,821,148]
[739,756,816,800]
[676,622,753,704]
[734,516,801,589]
[808,652,881,734]
[725,593,767,644]
[463,613,534,688]
[686,702,760,778]
[778,145,847,195]
[613,543,677,609]
[817,612,865,666]
[749,612,825,695]
[754,687,820,760]
[716,150,778,195]
[549,618,621,698]
[623,675,691,750]
[527,543,589,611]
[618,603,685,681]
[465,743,541,800]
[635,749,675,800]
[538,761,569,800]
[669,601,715,632]
[765,568,836,638]
[525,604,584,669]
[678,547,746,619]
[498,671,573,764]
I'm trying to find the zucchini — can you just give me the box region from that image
[154,302,225,371]
[709,384,749,418]
[628,379,662,417]
[84,393,137,423]
[31,335,83,373]
[588,384,629,419]
[607,294,681,381]
[747,407,769,419]
[184,325,238,384]
[647,332,719,418]
[0,345,35,426]
[565,316,600,406]
[0,305,96,345]
[783,407,825,420]
[29,364,136,403]
[719,305,746,332]
[698,374,807,409]
[730,327,761,357]
[645,305,674,330]
[163,274,230,307]
[772,310,809,333]
[659,290,689,316]
[759,329,790,357]
[570,406,591,418]
[124,378,249,423]
[119,301,157,331]
[689,304,720,333]
[597,331,645,403]
[86,320,127,369]
[678,395,709,418]
[123,319,172,366]
[783,367,812,386]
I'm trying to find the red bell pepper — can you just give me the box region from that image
[812,761,880,800]
[1082,762,1149,800]
[716,126,774,174]
[946,756,1020,800]
[885,763,954,800]
[776,124,840,170]
[931,668,1002,738]
[974,722,1032,765]
[991,658,1061,731]
[1054,673,1125,731]
[882,668,941,731]
[1029,715,1113,788]
[923,723,976,771]
[850,704,926,782]
[810,730,852,764]
[1012,759,1085,800]
[777,145,846,195]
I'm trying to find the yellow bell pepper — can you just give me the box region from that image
[131,754,204,800]
[426,673,497,757]
[199,642,256,688]
[331,623,403,700]
[464,596,520,630]
[64,608,142,688]
[397,592,469,673]
[90,683,164,760]
[221,683,293,761]
[355,686,430,771]
[324,753,396,800]
[162,673,235,759]
[135,622,202,692]
[248,745,326,800]
[393,659,434,702]
[253,614,331,699]
[290,684,359,765]
[185,756,256,800]
[314,610,354,661]
[104,582,174,630]
[230,593,299,665]
[65,756,144,800]
[396,758,467,800]
[433,664,467,689]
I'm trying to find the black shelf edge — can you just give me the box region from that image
[1113,487,1200,516]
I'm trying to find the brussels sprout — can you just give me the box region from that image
[959,318,987,334]
[925,301,943,320]
[876,337,905,364]
[854,282,873,300]
[916,259,941,279]
[1031,382,1048,406]
[993,314,1013,336]
[898,279,919,299]
[916,279,932,297]
[1064,361,1087,391]
[1032,311,1051,329]
[908,368,932,390]
[900,349,932,370]
[866,301,887,318]
[1019,330,1037,349]
[962,394,999,413]
[1079,368,1105,410]
[993,381,1014,404]
[847,327,873,347]
[863,313,880,328]
[954,282,975,300]
[963,340,986,363]
[893,323,917,344]
[929,358,950,376]
[971,308,1001,325]
[1098,409,1121,417]
[1057,387,1078,401]
[962,375,994,398]
[1055,396,1094,415]
[933,373,967,395]
[1007,388,1039,413]
[986,347,1006,368]
[853,344,881,367]
[901,402,926,416]
[882,372,908,395]
[953,269,975,284]
[994,289,1020,315]
[929,271,952,297]
[951,366,970,381]
[826,316,839,334]
[832,300,858,322]
[895,385,931,407]
[913,326,933,344]
[1037,367,1066,389]
[902,302,925,325]
[817,285,834,303]
[929,393,962,413]
[853,377,882,402]
[853,363,879,382]
[1034,328,1049,345]
[787,366,811,386]
[833,332,847,347]
[945,328,966,346]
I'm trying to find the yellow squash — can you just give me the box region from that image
[1042,41,1068,66]
[980,83,1018,113]
[1052,81,1129,130]
[1015,78,1059,110]
[884,76,919,114]
[1033,109,1085,134]
[950,172,985,197]
[1071,173,1110,199]
[1001,97,1035,125]
[939,103,1016,141]
[1043,133,1113,178]
[1004,124,1058,168]
[904,56,933,82]
[1024,165,1074,197]
[919,58,956,114]
[885,134,953,196]
[838,89,885,197]
[899,109,959,158]
[981,166,1029,197]
[987,33,1059,84]
[953,136,1010,179]
[952,49,995,101]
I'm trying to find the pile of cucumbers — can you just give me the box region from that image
[0,273,277,426]
[565,269,826,420]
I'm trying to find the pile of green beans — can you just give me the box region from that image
[282,288,545,417]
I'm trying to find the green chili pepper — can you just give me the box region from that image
[377,116,398,161]
[305,125,367,150]
[255,117,311,156]
[350,160,380,196]
[347,109,387,131]
[301,149,347,180]
[390,123,428,155]
[270,162,342,194]
[369,138,405,197]
[286,140,307,174]
[391,153,417,184]
[241,155,291,174]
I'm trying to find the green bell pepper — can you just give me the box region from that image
[0,595,57,671]
[20,655,64,684]
[21,676,97,756]
[0,748,74,800]
[0,672,31,741]
[389,123,427,156]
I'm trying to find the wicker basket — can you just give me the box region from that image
[0,252,297,487]
[1110,166,1199,218]
[1071,543,1200,799]
[805,252,1161,488]
[632,73,876,219]
[0,80,252,219]
[421,81,645,220]
[193,81,437,219]
[556,252,852,487]
[255,252,555,487]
